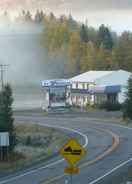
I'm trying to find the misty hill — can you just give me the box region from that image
[0,22,63,109]
[0,13,132,109]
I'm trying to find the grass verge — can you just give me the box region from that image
[0,123,68,175]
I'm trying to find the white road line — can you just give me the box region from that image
[0,123,88,184]
[37,123,88,148]
[89,157,132,184]
[106,123,132,130]
[1,117,131,184]
[85,117,132,131]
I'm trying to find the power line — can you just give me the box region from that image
[0,64,9,90]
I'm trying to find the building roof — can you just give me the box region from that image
[70,70,131,84]
[71,71,114,83]
[89,85,121,94]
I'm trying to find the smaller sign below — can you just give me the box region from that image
[59,138,87,166]
[0,132,9,146]
[64,166,80,174]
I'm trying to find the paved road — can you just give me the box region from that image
[0,113,132,184]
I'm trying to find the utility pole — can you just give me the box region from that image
[0,64,9,90]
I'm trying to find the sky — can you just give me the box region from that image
[0,0,132,33]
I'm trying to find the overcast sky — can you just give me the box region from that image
[0,0,132,33]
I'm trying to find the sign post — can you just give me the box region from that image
[59,138,87,183]
[0,132,9,161]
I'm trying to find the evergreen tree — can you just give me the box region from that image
[21,10,26,21]
[68,14,78,31]
[34,10,44,23]
[123,77,132,119]
[25,11,32,22]
[15,10,32,22]
[50,12,55,20]
[97,24,113,50]
[80,24,88,43]
[0,11,10,23]
[40,10,44,21]
[0,84,16,151]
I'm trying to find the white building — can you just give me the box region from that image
[70,70,132,107]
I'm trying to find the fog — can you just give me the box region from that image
[1,0,132,11]
[0,20,63,109]
[1,0,132,32]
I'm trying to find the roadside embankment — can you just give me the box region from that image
[0,123,68,176]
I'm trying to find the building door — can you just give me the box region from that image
[107,93,118,104]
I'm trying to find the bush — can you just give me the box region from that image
[99,102,122,111]
[86,101,122,111]
[25,136,31,146]
[85,103,100,111]
[123,77,132,120]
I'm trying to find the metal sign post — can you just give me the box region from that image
[70,173,73,184]
[59,138,87,184]
[0,132,9,161]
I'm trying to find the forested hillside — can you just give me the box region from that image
[0,10,132,109]
[42,13,132,76]
[1,10,132,78]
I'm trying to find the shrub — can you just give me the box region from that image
[86,103,97,109]
[99,102,122,111]
[123,76,132,119]
[25,136,31,146]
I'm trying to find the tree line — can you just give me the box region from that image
[42,14,132,76]
[0,10,45,23]
[2,11,132,76]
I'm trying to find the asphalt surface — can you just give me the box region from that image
[0,112,132,184]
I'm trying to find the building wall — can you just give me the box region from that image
[95,70,131,103]
[70,70,131,107]
[94,94,107,104]
[71,84,124,107]
[118,86,127,103]
[71,82,94,107]
[71,93,91,107]
[42,89,49,110]
[72,82,94,90]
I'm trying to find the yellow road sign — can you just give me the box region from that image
[59,138,87,166]
[64,167,80,174]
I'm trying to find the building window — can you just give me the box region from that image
[107,94,118,104]
[87,96,90,102]
[83,96,86,103]
[76,83,78,89]
[82,83,85,89]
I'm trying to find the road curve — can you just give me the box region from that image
[0,114,132,184]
